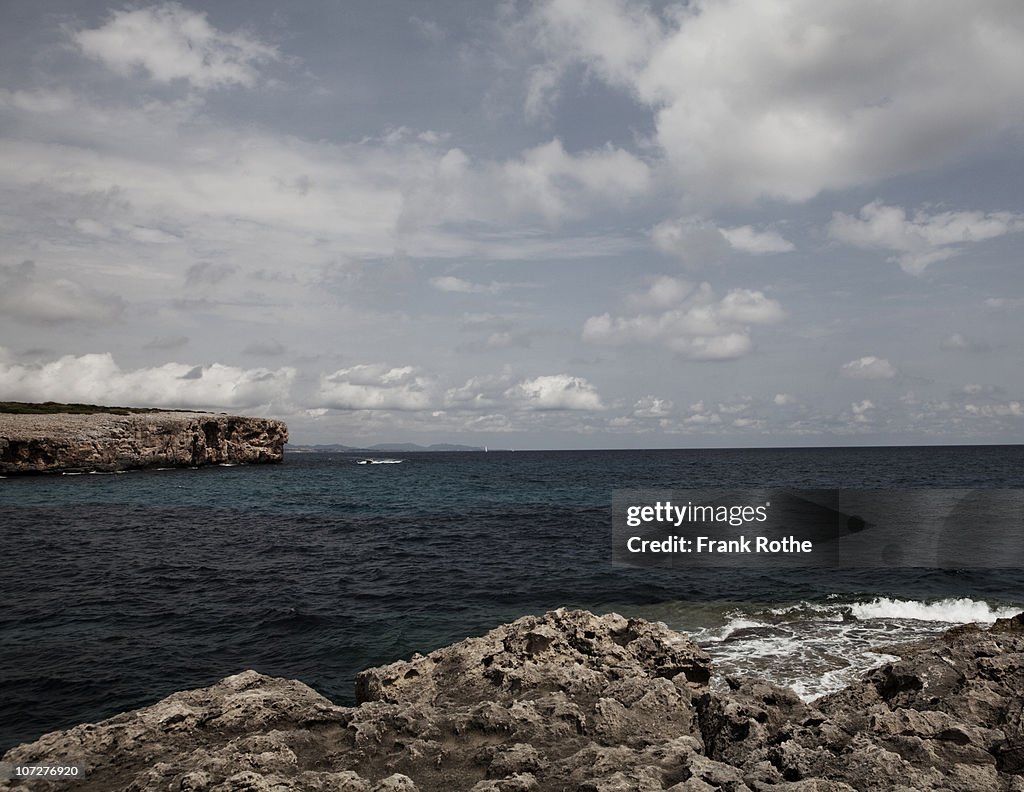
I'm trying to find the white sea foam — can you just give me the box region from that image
[849,596,1019,623]
[718,617,770,636]
[765,601,844,620]
[634,595,1021,704]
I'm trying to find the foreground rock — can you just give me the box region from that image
[2,610,1022,791]
[0,412,288,474]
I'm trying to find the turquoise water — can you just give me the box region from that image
[2,446,1023,750]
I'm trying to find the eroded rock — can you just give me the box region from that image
[3,609,1022,792]
[0,412,287,474]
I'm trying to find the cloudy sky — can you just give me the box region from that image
[2,0,1023,448]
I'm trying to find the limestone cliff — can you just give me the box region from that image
[2,609,1022,791]
[0,412,288,474]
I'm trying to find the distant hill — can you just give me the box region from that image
[370,442,484,452]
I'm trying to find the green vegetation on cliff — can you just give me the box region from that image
[0,401,197,415]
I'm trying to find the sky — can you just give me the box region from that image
[1,0,1023,448]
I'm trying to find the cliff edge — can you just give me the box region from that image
[1,609,1022,791]
[0,412,288,474]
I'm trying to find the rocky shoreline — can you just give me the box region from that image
[2,609,1022,791]
[0,412,288,474]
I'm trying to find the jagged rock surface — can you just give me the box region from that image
[2,610,1023,792]
[0,412,288,474]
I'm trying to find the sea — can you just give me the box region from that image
[2,446,1023,752]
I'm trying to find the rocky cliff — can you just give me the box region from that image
[2,609,1022,791]
[0,412,288,474]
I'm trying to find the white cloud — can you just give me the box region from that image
[524,63,563,121]
[964,401,1023,418]
[314,367,603,416]
[0,261,123,325]
[625,275,695,310]
[840,356,897,380]
[828,201,1024,274]
[717,289,788,324]
[443,372,513,409]
[526,0,1024,203]
[0,92,650,272]
[430,276,505,294]
[0,350,294,408]
[406,139,650,233]
[650,217,731,261]
[652,217,793,261]
[583,278,785,360]
[719,225,795,254]
[317,364,435,411]
[773,393,792,406]
[74,3,280,90]
[717,400,750,415]
[505,374,604,411]
[496,139,651,224]
[683,409,721,426]
[851,399,875,422]
[632,395,673,418]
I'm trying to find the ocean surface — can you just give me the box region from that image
[2,446,1023,752]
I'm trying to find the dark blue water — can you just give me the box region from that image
[2,446,1023,751]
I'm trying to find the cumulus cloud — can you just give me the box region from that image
[632,396,673,418]
[624,275,695,310]
[851,399,875,423]
[719,225,795,254]
[964,401,1023,418]
[840,356,897,380]
[443,372,514,409]
[74,3,280,90]
[651,217,793,260]
[582,278,786,360]
[0,93,650,271]
[430,276,506,294]
[525,0,1024,203]
[0,350,293,408]
[650,217,733,261]
[504,374,604,411]
[682,400,722,426]
[0,261,123,325]
[828,202,1024,274]
[318,364,435,411]
[494,138,651,224]
[314,366,603,414]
